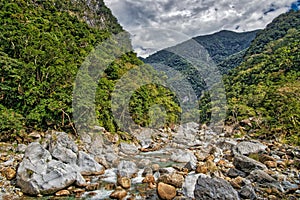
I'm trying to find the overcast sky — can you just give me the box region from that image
[104,0,299,57]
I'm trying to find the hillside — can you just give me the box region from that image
[224,10,300,145]
[0,0,181,140]
[144,30,258,97]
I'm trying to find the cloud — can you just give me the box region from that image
[104,0,295,57]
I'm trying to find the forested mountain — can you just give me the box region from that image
[145,10,300,145]
[224,10,300,145]
[0,0,180,140]
[144,30,258,97]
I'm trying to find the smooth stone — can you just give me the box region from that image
[157,182,177,200]
[235,141,267,155]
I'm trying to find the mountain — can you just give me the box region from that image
[224,10,300,145]
[143,30,258,97]
[0,0,181,140]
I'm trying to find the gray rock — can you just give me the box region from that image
[239,184,257,200]
[247,170,277,184]
[142,167,153,177]
[233,154,267,173]
[16,143,85,195]
[49,132,78,164]
[184,160,197,171]
[194,174,240,200]
[117,160,138,178]
[105,152,119,167]
[119,142,139,155]
[182,173,200,199]
[173,122,201,146]
[171,149,197,163]
[247,170,284,192]
[227,168,247,178]
[216,138,238,151]
[77,151,104,175]
[235,141,267,155]
[85,133,104,156]
[16,144,27,153]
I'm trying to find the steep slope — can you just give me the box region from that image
[0,0,181,139]
[224,10,300,144]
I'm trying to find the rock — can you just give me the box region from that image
[247,170,283,192]
[158,173,185,188]
[85,133,104,157]
[171,149,197,163]
[184,160,197,171]
[157,182,177,200]
[196,164,208,174]
[16,144,27,153]
[55,190,70,196]
[110,186,127,200]
[117,161,138,178]
[117,177,131,189]
[105,152,119,167]
[233,154,267,173]
[16,142,86,195]
[86,183,99,191]
[138,159,151,168]
[194,174,240,200]
[239,184,257,200]
[143,174,156,184]
[182,173,200,199]
[227,168,246,178]
[173,122,201,146]
[2,167,16,180]
[77,151,104,175]
[151,164,160,172]
[143,174,156,189]
[230,176,244,189]
[264,161,277,168]
[247,170,277,184]
[28,131,41,139]
[119,143,139,155]
[234,141,267,155]
[142,167,153,177]
[49,132,78,164]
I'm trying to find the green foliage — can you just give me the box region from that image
[0,104,24,141]
[225,25,300,145]
[246,10,300,56]
[144,30,258,97]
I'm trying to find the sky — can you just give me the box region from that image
[104,0,300,57]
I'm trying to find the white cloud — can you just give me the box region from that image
[104,0,295,57]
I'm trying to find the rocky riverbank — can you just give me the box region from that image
[0,122,300,199]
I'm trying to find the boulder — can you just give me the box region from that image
[110,186,127,200]
[239,184,257,200]
[117,176,131,189]
[48,132,78,164]
[173,122,201,146]
[119,143,139,155]
[182,173,200,199]
[171,149,197,163]
[194,174,240,200]
[157,182,177,200]
[16,132,108,196]
[117,160,138,178]
[77,151,105,175]
[16,143,85,195]
[233,154,267,173]
[158,173,185,188]
[234,141,266,155]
